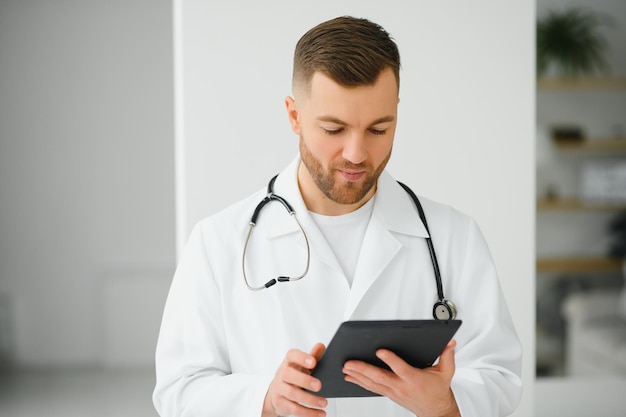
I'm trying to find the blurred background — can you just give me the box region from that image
[535,0,626,379]
[0,1,174,416]
[0,0,624,416]
[534,0,626,414]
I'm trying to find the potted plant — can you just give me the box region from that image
[537,7,613,77]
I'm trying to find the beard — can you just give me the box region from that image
[299,137,392,205]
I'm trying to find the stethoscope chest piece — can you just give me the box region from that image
[433,299,458,320]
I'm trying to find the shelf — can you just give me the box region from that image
[554,138,626,152]
[537,257,623,273]
[537,76,626,91]
[537,197,626,211]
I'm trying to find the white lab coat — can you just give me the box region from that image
[153,157,522,417]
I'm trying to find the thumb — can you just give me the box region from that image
[310,342,326,363]
[437,339,457,376]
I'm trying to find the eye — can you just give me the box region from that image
[322,127,344,135]
[369,128,388,136]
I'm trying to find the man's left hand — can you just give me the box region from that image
[342,340,460,417]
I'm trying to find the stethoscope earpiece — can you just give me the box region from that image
[242,175,311,291]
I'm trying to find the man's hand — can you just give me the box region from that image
[342,340,460,417]
[262,343,328,417]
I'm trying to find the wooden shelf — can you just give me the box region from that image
[537,257,623,273]
[554,138,626,152]
[537,76,626,91]
[537,197,626,211]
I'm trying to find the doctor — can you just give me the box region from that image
[153,16,522,417]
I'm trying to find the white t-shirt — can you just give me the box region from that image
[309,196,375,286]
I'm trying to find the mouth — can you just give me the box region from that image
[337,169,366,182]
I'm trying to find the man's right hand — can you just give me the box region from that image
[262,343,327,417]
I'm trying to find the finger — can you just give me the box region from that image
[436,339,457,376]
[309,343,326,362]
[274,381,328,410]
[271,363,328,415]
[374,349,414,379]
[285,348,319,371]
[279,364,323,392]
[342,363,390,397]
[343,360,395,386]
[267,377,327,417]
[272,391,327,417]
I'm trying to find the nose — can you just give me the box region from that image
[342,133,367,164]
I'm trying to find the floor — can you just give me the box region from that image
[2,368,626,417]
[536,376,626,417]
[0,368,158,417]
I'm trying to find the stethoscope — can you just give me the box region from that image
[242,175,458,321]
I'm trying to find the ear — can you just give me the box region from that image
[285,96,301,135]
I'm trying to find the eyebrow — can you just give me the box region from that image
[316,115,396,126]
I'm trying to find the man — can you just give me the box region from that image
[153,16,522,417]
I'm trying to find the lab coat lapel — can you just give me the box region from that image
[343,216,401,319]
[343,171,429,320]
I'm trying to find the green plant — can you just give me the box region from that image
[537,7,614,77]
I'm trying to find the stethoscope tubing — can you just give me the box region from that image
[242,175,311,291]
[396,181,446,303]
[241,174,456,320]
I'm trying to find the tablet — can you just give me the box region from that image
[310,319,462,398]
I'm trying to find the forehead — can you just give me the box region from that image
[301,69,399,122]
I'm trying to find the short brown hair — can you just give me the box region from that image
[292,16,401,94]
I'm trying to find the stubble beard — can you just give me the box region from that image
[299,137,392,206]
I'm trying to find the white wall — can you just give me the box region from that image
[175,1,535,416]
[0,0,175,367]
